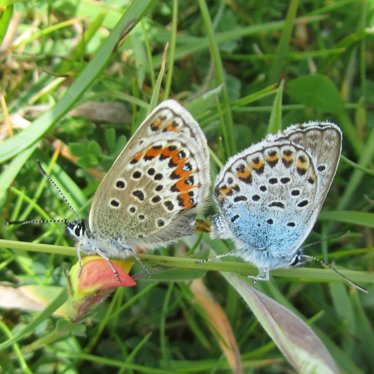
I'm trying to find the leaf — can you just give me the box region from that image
[268,0,298,83]
[76,154,98,168]
[224,273,339,374]
[135,267,207,282]
[319,210,374,228]
[190,278,242,374]
[104,128,116,151]
[87,140,102,156]
[267,79,284,134]
[287,75,344,114]
[0,288,68,351]
[0,285,69,316]
[0,144,37,208]
[69,142,87,157]
[112,135,127,157]
[186,84,224,116]
[0,0,153,164]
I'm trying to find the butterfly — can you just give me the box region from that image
[9,100,211,272]
[210,122,342,280]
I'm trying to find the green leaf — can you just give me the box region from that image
[0,288,68,351]
[0,145,37,209]
[287,75,345,114]
[267,80,284,134]
[69,143,87,157]
[0,0,153,164]
[87,141,102,156]
[0,4,13,44]
[104,128,116,151]
[268,0,299,83]
[136,268,207,282]
[319,211,374,228]
[76,155,98,169]
[113,135,128,157]
[225,274,339,373]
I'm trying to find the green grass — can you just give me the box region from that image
[1,0,373,373]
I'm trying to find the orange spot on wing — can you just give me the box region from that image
[150,118,162,131]
[131,152,143,164]
[144,146,163,159]
[175,163,190,178]
[251,160,264,173]
[164,121,178,132]
[216,186,232,201]
[296,162,307,169]
[282,155,293,162]
[266,154,279,162]
[236,167,252,180]
[281,152,294,167]
[296,160,308,169]
[166,148,193,183]
[178,192,194,210]
[281,150,294,163]
[296,164,308,176]
[174,175,193,192]
[161,148,180,162]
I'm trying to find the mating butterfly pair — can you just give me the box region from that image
[10,100,343,282]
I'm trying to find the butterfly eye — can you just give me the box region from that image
[75,226,82,237]
[290,254,301,267]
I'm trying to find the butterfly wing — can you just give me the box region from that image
[89,100,210,250]
[212,122,341,270]
[279,121,342,214]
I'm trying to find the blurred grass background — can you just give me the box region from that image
[0,0,373,372]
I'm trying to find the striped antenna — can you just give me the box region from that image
[7,219,68,226]
[301,254,368,293]
[36,160,81,221]
[7,160,80,226]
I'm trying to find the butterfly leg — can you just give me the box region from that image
[246,269,269,288]
[76,247,83,277]
[248,269,270,281]
[125,247,150,276]
[95,247,121,283]
[196,250,237,264]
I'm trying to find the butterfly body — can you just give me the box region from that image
[212,122,342,279]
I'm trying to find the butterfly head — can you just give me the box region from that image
[65,219,87,241]
[289,251,303,267]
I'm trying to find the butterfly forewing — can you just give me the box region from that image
[280,122,342,208]
[89,100,210,249]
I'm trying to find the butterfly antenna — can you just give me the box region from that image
[7,219,68,225]
[36,160,81,221]
[301,231,349,250]
[301,254,368,293]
